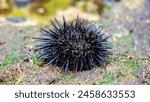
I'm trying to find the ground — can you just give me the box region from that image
[0,0,150,85]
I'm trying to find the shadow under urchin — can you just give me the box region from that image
[35,16,112,74]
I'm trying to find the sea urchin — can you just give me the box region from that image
[35,16,112,74]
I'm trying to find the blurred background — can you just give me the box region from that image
[0,0,120,24]
[0,0,150,85]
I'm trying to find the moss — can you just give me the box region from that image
[28,0,70,23]
[1,48,24,68]
[31,53,44,67]
[1,0,70,24]
[126,61,140,69]
[0,26,2,30]
[65,75,75,81]
[113,60,126,69]
[10,8,26,18]
[3,80,13,85]
[140,55,148,60]
[30,4,48,16]
[100,19,114,28]
[61,74,76,84]
[118,53,127,59]
[113,35,137,52]
[97,72,116,84]
[115,35,132,41]
[44,0,70,15]
[48,0,70,9]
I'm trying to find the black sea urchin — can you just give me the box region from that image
[35,16,112,74]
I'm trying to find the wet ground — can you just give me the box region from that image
[0,0,150,85]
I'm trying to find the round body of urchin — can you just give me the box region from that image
[35,16,112,74]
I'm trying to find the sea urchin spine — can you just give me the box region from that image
[35,16,112,74]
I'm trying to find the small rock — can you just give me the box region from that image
[0,40,6,45]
